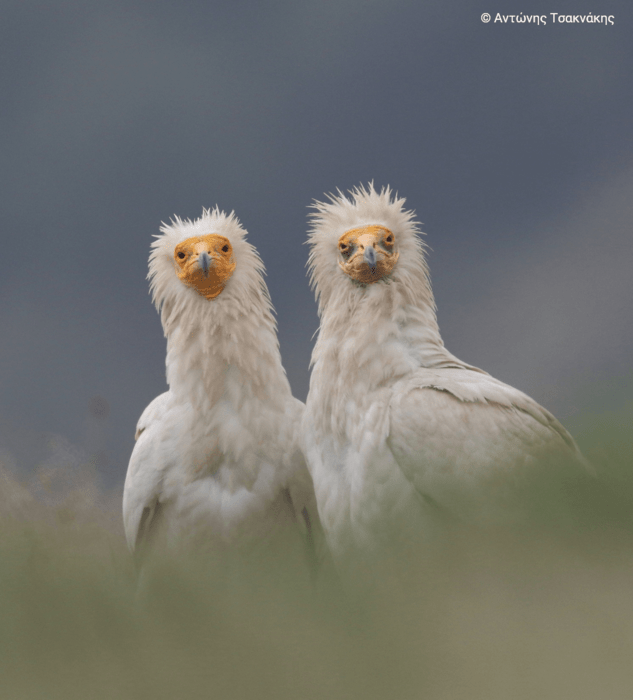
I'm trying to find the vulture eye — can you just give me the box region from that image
[385,235,393,243]
[339,243,350,256]
[222,244,229,253]
[177,251,186,259]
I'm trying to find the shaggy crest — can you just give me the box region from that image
[149,207,275,337]
[307,183,433,314]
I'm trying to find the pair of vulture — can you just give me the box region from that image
[123,184,591,584]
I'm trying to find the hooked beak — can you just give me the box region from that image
[199,251,211,277]
[363,246,377,270]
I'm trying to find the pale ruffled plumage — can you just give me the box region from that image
[303,184,591,574]
[123,209,316,564]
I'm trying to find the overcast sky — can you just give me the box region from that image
[1,0,631,487]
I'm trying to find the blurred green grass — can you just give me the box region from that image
[1,411,633,700]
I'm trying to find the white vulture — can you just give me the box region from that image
[302,184,592,576]
[123,208,316,571]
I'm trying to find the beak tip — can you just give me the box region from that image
[363,247,377,269]
[199,251,212,276]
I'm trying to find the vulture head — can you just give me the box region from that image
[307,183,433,314]
[148,208,272,331]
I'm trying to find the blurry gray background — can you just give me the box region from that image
[1,0,631,488]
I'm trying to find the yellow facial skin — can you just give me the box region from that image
[174,234,236,299]
[338,225,399,284]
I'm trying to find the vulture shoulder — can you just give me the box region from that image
[385,368,592,525]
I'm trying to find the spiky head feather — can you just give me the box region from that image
[149,207,276,339]
[307,183,434,315]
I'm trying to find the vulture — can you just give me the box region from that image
[302,184,591,576]
[123,208,315,570]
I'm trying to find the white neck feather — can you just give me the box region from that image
[311,271,468,392]
[162,287,291,415]
[308,273,482,445]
